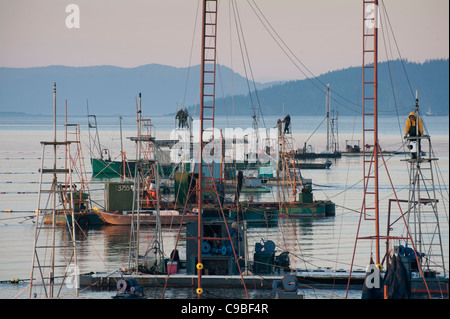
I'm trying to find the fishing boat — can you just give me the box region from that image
[295,85,341,160]
[296,160,332,169]
[342,139,361,155]
[87,109,136,177]
[92,96,187,227]
[96,209,197,226]
[231,199,335,221]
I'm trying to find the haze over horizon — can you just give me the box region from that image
[1,0,448,82]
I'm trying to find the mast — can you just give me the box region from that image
[362,0,380,264]
[326,84,330,152]
[196,0,218,299]
[119,116,125,180]
[135,94,142,271]
[346,2,382,298]
[51,82,57,297]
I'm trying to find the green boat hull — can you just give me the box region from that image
[91,158,130,175]
[230,200,335,222]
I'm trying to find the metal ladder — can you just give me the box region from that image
[280,150,302,204]
[359,0,383,264]
[362,0,379,219]
[65,123,91,213]
[198,0,218,198]
[277,119,300,203]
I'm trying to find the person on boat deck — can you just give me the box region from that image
[175,109,185,128]
[183,108,189,128]
[144,176,158,205]
[283,114,291,134]
[230,222,241,256]
[404,111,423,158]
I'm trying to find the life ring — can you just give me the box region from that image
[196,263,203,270]
[117,279,127,293]
[281,275,298,292]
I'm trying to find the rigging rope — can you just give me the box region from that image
[247,0,362,115]
[379,0,416,101]
[231,0,266,129]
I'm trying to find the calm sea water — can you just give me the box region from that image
[0,114,448,299]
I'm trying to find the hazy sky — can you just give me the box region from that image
[1,0,448,81]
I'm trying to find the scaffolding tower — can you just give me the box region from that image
[29,83,78,298]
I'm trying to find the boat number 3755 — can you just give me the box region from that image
[117,185,131,192]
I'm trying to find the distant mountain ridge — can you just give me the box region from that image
[207,59,449,117]
[0,59,447,117]
[0,64,269,116]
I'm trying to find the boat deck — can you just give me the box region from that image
[79,269,369,290]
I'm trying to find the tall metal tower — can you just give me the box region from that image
[402,97,446,278]
[128,93,162,273]
[29,83,78,298]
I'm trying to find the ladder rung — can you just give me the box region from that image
[39,190,69,194]
[39,169,71,174]
[41,141,71,146]
[34,227,71,231]
[30,283,67,288]
[37,211,74,214]
[35,245,73,249]
[32,264,72,268]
